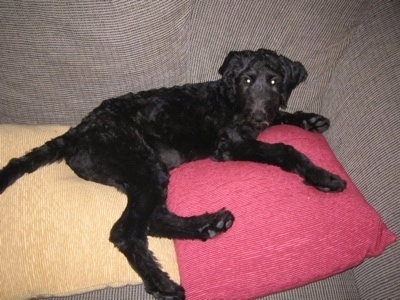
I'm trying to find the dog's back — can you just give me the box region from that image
[0,81,228,194]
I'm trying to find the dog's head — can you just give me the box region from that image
[219,49,307,130]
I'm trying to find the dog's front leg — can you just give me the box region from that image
[274,111,330,133]
[213,136,346,192]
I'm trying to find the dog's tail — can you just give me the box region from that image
[0,131,74,194]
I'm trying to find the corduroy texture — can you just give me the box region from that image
[39,285,155,300]
[0,125,180,300]
[168,125,395,300]
[0,0,193,124]
[321,2,400,299]
[0,0,368,124]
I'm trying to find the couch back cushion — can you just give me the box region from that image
[0,1,193,124]
[0,0,365,124]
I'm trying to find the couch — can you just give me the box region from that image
[0,1,399,299]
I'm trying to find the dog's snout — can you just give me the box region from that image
[252,111,267,122]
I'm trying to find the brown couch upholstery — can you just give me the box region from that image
[0,1,399,299]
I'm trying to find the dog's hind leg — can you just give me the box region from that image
[109,189,185,300]
[106,164,185,299]
[148,205,234,241]
[66,134,185,299]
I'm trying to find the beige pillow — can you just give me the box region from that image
[0,125,179,299]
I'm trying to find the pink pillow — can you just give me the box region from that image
[167,125,396,300]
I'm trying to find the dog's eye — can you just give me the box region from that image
[244,77,252,85]
[270,77,281,86]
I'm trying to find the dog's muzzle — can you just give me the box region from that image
[250,111,271,130]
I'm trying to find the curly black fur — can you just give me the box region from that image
[0,49,346,299]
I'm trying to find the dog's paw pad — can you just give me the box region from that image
[322,174,347,192]
[302,114,330,133]
[225,219,233,229]
[198,208,235,240]
[216,220,225,229]
[208,230,217,238]
[304,168,346,192]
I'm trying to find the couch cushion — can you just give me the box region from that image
[168,125,396,299]
[0,125,180,299]
[0,1,192,124]
[0,0,369,125]
[321,1,400,298]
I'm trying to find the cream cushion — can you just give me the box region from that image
[0,125,179,299]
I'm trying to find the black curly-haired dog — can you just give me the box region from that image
[0,49,346,299]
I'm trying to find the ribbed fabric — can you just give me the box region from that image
[167,125,394,300]
[0,0,192,124]
[322,1,400,299]
[0,0,367,124]
[260,269,360,300]
[36,285,153,300]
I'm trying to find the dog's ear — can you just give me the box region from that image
[218,50,254,77]
[278,56,308,109]
[218,50,256,103]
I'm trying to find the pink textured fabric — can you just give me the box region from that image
[167,125,396,300]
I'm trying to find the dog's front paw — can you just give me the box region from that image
[198,208,234,241]
[212,136,233,161]
[296,112,330,133]
[303,167,346,192]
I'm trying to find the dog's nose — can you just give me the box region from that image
[252,111,267,122]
